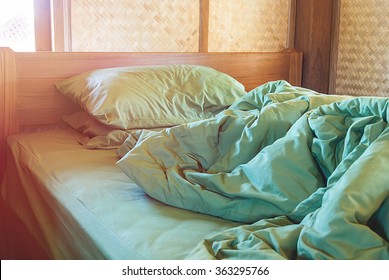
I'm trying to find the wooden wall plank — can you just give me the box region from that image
[328,0,341,94]
[199,0,210,52]
[294,0,334,93]
[287,0,297,48]
[51,0,72,51]
[33,0,52,51]
[0,48,18,181]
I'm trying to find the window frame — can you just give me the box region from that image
[33,0,52,51]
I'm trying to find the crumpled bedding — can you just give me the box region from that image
[117,80,389,259]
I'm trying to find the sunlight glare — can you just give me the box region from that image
[0,0,35,51]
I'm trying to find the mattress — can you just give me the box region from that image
[1,129,240,259]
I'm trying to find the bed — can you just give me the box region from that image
[0,47,388,260]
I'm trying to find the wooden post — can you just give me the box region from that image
[294,0,335,93]
[33,0,52,51]
[0,48,18,181]
[199,0,209,53]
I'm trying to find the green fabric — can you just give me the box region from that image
[117,80,389,259]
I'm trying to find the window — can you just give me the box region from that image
[0,0,35,51]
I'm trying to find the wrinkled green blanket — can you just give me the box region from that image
[117,80,389,260]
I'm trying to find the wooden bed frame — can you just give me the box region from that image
[0,47,302,179]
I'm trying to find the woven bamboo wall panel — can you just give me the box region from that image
[335,0,389,97]
[70,0,199,52]
[208,0,289,52]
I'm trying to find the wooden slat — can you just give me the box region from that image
[287,49,303,86]
[0,48,18,180]
[294,0,334,93]
[33,0,52,51]
[287,0,297,48]
[14,51,292,84]
[51,0,72,51]
[199,0,210,52]
[328,0,341,94]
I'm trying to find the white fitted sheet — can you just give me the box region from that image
[1,129,240,259]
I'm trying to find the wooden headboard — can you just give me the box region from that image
[0,47,302,177]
